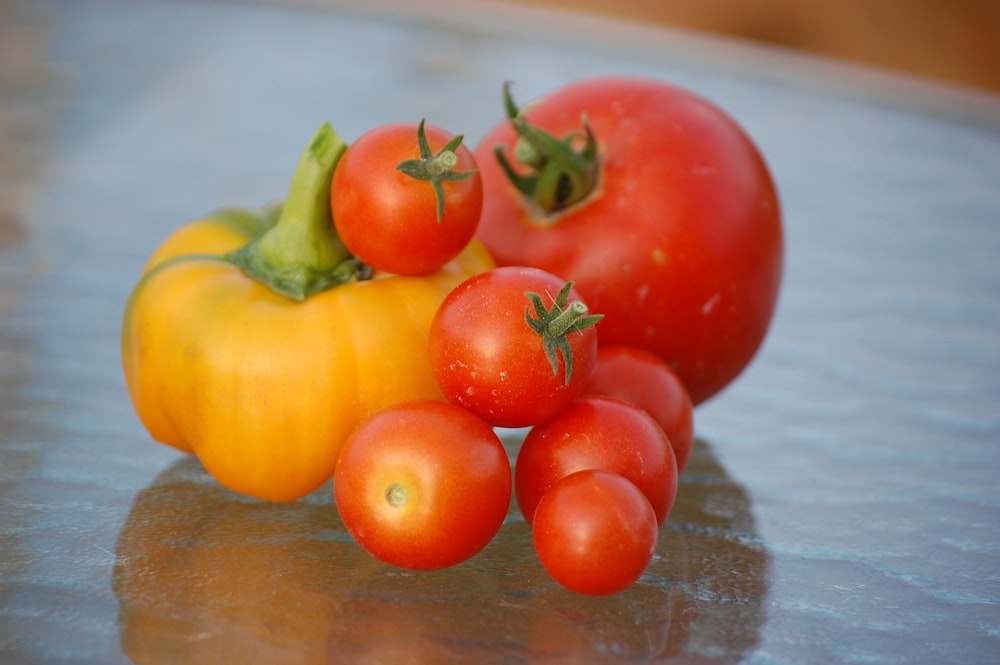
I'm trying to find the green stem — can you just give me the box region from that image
[225,122,369,301]
[525,282,604,385]
[547,300,591,337]
[493,82,600,213]
[396,119,477,223]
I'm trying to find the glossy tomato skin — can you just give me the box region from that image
[533,470,658,596]
[332,121,482,275]
[515,394,678,527]
[475,76,783,405]
[333,400,511,571]
[429,266,599,428]
[584,344,695,472]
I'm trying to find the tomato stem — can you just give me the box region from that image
[525,281,603,385]
[396,119,477,223]
[493,82,599,213]
[225,122,371,301]
[547,300,591,337]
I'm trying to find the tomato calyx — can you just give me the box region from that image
[226,122,372,301]
[525,281,603,385]
[493,82,599,214]
[396,119,478,223]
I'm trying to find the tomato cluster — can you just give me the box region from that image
[335,260,690,593]
[321,75,778,594]
[132,75,781,596]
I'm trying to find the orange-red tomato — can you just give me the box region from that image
[333,400,512,570]
[532,470,658,596]
[331,120,482,276]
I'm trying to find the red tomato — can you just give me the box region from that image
[333,400,511,570]
[584,344,695,472]
[332,120,482,275]
[429,266,602,428]
[475,77,783,405]
[515,394,678,527]
[533,469,658,596]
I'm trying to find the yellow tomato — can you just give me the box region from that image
[121,123,494,502]
[123,240,491,501]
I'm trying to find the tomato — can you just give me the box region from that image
[532,470,658,596]
[428,266,602,428]
[475,77,783,405]
[122,123,495,502]
[333,400,511,571]
[514,394,678,526]
[584,344,695,472]
[332,119,482,275]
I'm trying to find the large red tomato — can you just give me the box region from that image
[474,76,783,405]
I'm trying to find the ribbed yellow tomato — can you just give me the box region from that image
[121,123,494,502]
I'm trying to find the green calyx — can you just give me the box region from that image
[225,122,371,301]
[525,281,604,385]
[396,119,477,223]
[494,82,600,213]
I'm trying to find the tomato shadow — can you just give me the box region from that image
[113,437,769,664]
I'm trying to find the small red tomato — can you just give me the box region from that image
[429,266,602,428]
[333,400,511,571]
[533,469,658,596]
[515,394,678,527]
[584,344,695,472]
[331,119,482,275]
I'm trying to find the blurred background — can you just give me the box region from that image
[499,0,1000,93]
[1,0,998,252]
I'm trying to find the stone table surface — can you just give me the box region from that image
[1,1,999,663]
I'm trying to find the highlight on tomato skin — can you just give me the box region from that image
[531,469,659,596]
[332,400,512,571]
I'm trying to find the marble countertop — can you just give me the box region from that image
[1,1,999,663]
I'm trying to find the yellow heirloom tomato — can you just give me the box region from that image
[121,123,494,502]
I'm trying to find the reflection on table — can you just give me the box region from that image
[114,437,769,663]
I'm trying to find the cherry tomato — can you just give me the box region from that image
[583,344,695,472]
[515,394,678,527]
[533,469,658,596]
[333,400,511,571]
[332,119,482,275]
[475,77,783,405]
[429,266,602,428]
